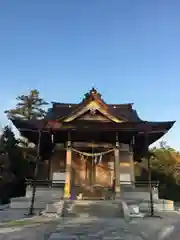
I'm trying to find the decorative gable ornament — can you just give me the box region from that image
[63,100,123,123]
[89,108,96,115]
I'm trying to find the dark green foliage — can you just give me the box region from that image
[4,89,49,174]
[136,141,180,201]
[1,126,24,178]
[5,89,48,120]
[0,126,31,202]
[0,89,49,203]
[4,89,49,177]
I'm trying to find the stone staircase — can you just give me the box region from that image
[45,185,174,218]
[57,198,174,220]
[9,184,175,217]
[55,199,145,220]
[72,184,112,200]
[60,200,124,218]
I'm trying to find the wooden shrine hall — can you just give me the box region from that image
[10,88,175,199]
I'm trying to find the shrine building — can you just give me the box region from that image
[10,88,175,199]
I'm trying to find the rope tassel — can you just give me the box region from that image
[94,155,97,164]
[80,154,84,161]
[99,154,102,164]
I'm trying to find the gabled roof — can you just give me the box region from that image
[45,88,142,122]
[8,87,175,149]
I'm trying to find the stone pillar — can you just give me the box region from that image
[114,140,120,198]
[64,140,72,199]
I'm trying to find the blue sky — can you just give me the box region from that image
[0,0,180,149]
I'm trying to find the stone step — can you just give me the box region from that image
[26,187,63,200]
[63,198,174,219]
[121,191,159,201]
[64,200,124,218]
[139,199,174,212]
[10,199,46,210]
[73,185,159,201]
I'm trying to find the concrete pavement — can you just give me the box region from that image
[48,213,180,240]
[49,218,144,239]
[0,212,179,239]
[0,221,58,240]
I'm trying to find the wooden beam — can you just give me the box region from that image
[72,142,114,148]
[53,142,130,151]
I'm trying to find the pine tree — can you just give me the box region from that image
[4,89,49,159]
[5,89,48,120]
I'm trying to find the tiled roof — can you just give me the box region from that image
[45,102,142,121]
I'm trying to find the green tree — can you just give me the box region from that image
[5,89,48,120]
[4,89,48,162]
[151,143,177,177]
[0,153,16,204]
[0,126,30,202]
[0,126,28,179]
[0,153,15,185]
[136,141,180,201]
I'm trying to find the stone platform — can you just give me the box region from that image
[10,187,64,214]
[9,185,174,217]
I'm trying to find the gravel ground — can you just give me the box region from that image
[0,209,31,222]
[48,212,180,240]
[0,212,180,239]
[0,220,58,240]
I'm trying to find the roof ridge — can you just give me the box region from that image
[51,102,78,105]
[109,103,133,105]
[52,102,133,107]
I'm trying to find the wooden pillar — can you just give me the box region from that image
[129,151,135,186]
[91,159,96,185]
[64,138,72,199]
[114,134,120,198]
